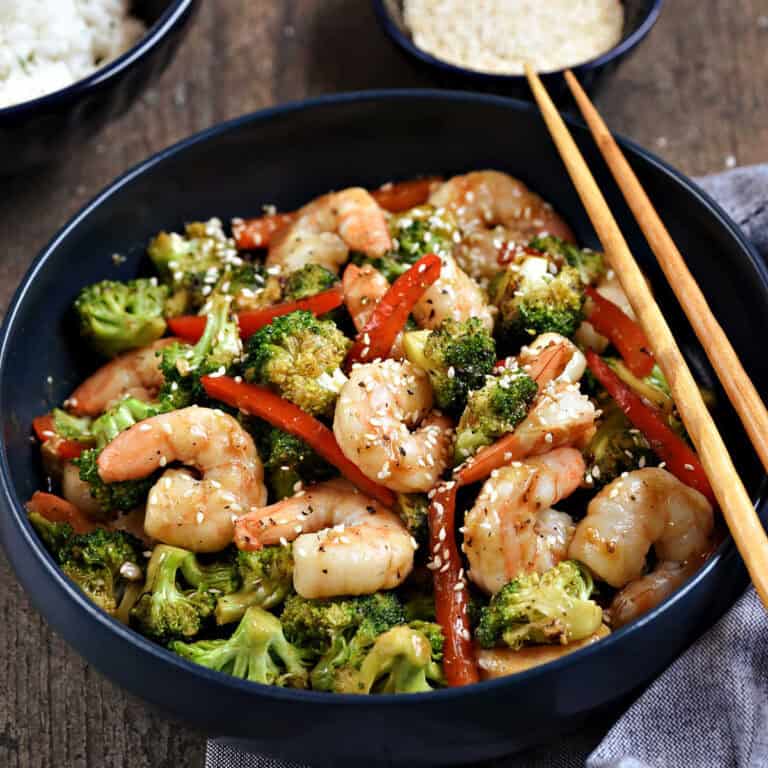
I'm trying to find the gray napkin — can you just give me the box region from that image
[206,164,768,768]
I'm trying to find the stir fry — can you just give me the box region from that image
[29,170,718,693]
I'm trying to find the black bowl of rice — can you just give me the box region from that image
[0,0,198,175]
[373,0,663,102]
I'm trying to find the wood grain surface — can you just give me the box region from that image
[1,2,766,766]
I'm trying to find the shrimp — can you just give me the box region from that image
[516,332,586,384]
[267,187,391,274]
[568,468,714,588]
[234,478,414,599]
[429,170,574,282]
[411,253,494,331]
[464,447,584,594]
[608,557,707,629]
[61,462,104,519]
[67,338,176,416]
[333,359,452,493]
[97,406,266,552]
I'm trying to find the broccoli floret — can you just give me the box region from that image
[257,427,337,501]
[29,512,145,615]
[131,545,218,641]
[283,264,337,301]
[74,279,168,358]
[336,624,444,694]
[394,493,429,549]
[585,404,655,487]
[52,409,94,444]
[454,369,538,462]
[216,546,294,625]
[159,294,242,410]
[90,397,165,448]
[490,258,585,346]
[148,219,241,314]
[349,205,457,283]
[74,447,156,516]
[402,318,496,414]
[529,235,606,286]
[170,605,309,687]
[242,310,350,417]
[209,263,283,312]
[179,549,240,595]
[476,561,603,650]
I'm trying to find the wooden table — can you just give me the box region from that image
[1,2,766,766]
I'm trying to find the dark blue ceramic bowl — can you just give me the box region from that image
[0,0,198,175]
[373,0,663,102]
[0,91,765,767]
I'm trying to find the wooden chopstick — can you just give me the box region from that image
[564,69,768,477]
[524,64,768,609]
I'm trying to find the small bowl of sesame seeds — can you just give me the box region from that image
[373,0,663,102]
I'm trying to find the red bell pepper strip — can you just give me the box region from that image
[370,177,442,213]
[428,482,479,687]
[585,286,655,378]
[200,376,395,509]
[26,491,97,534]
[167,286,345,343]
[586,350,715,505]
[346,253,441,366]
[232,212,296,250]
[32,414,85,460]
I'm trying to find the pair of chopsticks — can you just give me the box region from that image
[524,65,768,609]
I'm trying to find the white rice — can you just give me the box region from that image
[403,0,625,75]
[0,0,146,109]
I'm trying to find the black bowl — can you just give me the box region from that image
[0,0,198,175]
[373,0,663,102]
[0,91,765,767]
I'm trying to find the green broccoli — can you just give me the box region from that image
[216,546,295,625]
[179,549,240,596]
[90,397,165,448]
[283,264,337,301]
[74,278,168,358]
[402,318,496,414]
[130,545,219,641]
[529,235,606,286]
[148,218,242,314]
[394,493,429,549]
[256,427,337,501]
[349,205,457,283]
[584,403,655,487]
[29,512,145,616]
[337,624,444,694]
[454,369,538,462]
[74,447,156,516]
[210,263,283,312]
[476,561,603,650]
[52,409,94,444]
[170,605,309,688]
[489,258,585,347]
[242,310,350,417]
[159,294,242,410]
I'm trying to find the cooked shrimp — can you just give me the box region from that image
[412,253,493,331]
[464,447,583,594]
[97,406,266,552]
[429,170,574,282]
[235,478,414,599]
[67,338,175,416]
[569,468,714,588]
[608,557,706,629]
[61,461,104,519]
[333,359,452,493]
[267,187,391,274]
[516,333,586,384]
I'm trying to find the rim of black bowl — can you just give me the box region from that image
[372,0,665,82]
[0,0,196,118]
[1,89,765,706]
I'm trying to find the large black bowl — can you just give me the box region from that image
[0,0,198,175]
[373,0,663,102]
[1,91,765,766]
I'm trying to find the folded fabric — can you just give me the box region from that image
[206,164,768,768]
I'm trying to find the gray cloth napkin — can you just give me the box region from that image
[206,164,768,768]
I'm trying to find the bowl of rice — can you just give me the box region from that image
[0,0,198,174]
[373,0,663,102]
